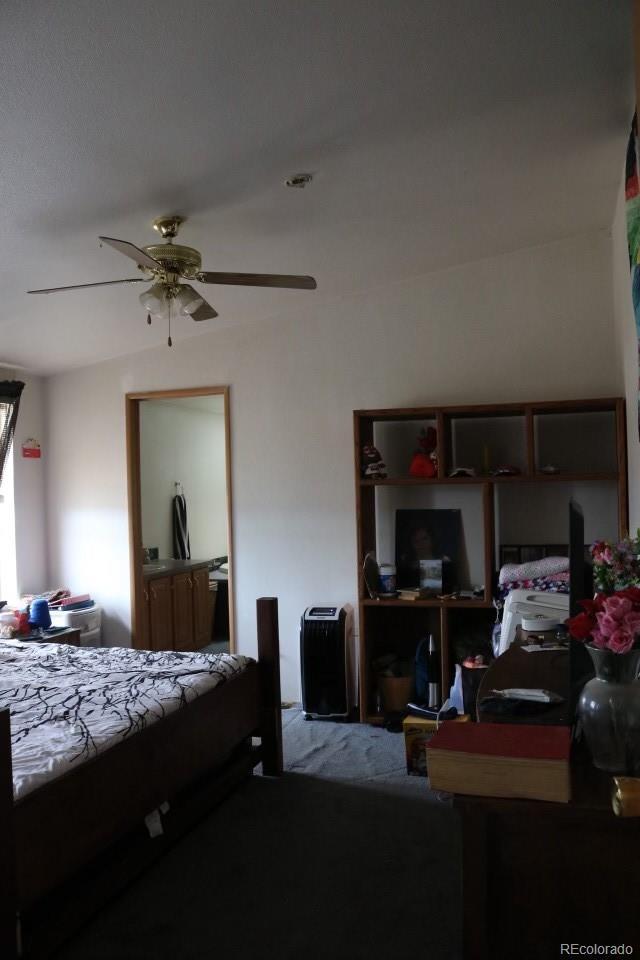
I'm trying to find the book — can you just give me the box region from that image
[51,594,91,610]
[397,588,431,601]
[426,722,571,803]
[57,599,94,612]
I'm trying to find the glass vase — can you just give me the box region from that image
[578,645,640,775]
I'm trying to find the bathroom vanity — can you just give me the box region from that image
[141,560,214,652]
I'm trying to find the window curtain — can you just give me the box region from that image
[0,381,25,485]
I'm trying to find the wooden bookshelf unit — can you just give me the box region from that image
[354,398,628,723]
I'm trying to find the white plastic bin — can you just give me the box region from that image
[50,603,102,644]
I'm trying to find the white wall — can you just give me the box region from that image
[612,181,640,531]
[140,398,227,560]
[45,230,621,698]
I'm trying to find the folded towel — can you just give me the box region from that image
[499,555,569,586]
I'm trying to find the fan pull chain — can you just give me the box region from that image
[167,298,172,347]
[147,313,152,325]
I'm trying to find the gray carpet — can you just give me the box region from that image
[54,708,461,960]
[282,706,440,795]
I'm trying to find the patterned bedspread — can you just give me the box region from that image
[0,640,251,799]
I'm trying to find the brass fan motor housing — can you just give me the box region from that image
[142,243,202,279]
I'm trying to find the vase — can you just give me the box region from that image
[578,645,640,775]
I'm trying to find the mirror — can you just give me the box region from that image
[126,387,233,654]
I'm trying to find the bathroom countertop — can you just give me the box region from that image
[142,559,210,580]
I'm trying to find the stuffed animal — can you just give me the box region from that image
[409,426,438,478]
[361,444,387,479]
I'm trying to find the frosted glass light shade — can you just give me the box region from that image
[139,283,167,319]
[174,285,204,316]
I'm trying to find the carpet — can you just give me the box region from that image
[54,708,461,960]
[282,706,441,795]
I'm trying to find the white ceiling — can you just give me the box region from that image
[0,0,633,374]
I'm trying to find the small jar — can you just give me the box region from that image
[379,563,396,594]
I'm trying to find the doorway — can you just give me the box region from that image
[126,386,234,653]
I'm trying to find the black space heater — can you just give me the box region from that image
[300,605,354,720]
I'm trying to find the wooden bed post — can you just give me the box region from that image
[0,710,18,960]
[256,597,283,776]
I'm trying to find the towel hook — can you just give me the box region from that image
[175,481,184,496]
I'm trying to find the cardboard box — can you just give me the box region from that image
[402,713,470,776]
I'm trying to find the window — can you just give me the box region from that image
[0,441,17,602]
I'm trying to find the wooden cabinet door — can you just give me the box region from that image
[192,566,211,649]
[148,576,173,651]
[173,572,194,651]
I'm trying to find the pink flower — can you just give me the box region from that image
[603,596,633,620]
[603,547,614,564]
[596,612,619,637]
[590,627,607,649]
[608,628,635,654]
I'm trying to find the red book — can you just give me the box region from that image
[428,722,570,761]
[426,722,571,803]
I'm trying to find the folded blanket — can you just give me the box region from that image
[499,555,569,586]
[498,573,569,600]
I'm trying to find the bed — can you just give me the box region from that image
[0,596,282,960]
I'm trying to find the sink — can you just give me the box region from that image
[143,562,167,572]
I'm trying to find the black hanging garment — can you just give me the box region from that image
[172,493,191,559]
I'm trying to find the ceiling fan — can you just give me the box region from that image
[27,216,317,345]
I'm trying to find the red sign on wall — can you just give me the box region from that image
[21,439,41,459]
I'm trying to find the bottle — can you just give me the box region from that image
[427,634,440,708]
[378,563,396,595]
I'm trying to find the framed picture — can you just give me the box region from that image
[419,558,442,594]
[395,509,463,589]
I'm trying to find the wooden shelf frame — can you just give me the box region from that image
[354,397,629,723]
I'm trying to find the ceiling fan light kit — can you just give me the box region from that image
[138,282,204,321]
[27,215,317,346]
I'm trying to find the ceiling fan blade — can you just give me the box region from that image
[190,297,218,321]
[99,236,161,271]
[27,278,146,294]
[197,271,317,290]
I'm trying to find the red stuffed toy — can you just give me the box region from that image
[409,427,437,478]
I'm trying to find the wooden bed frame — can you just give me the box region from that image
[0,596,283,959]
